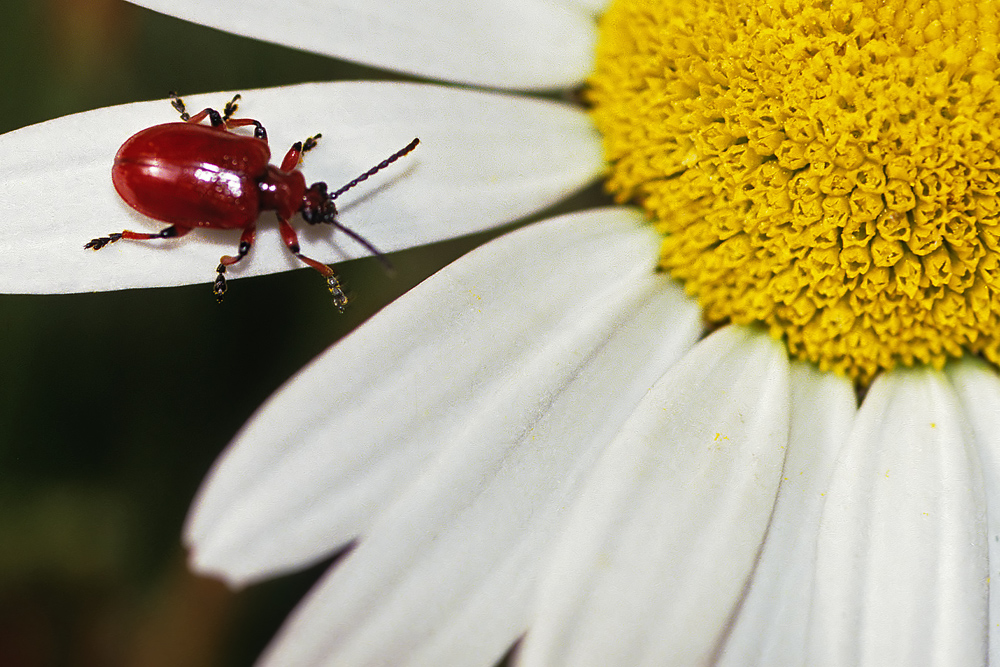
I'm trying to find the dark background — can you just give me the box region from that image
[0,0,515,664]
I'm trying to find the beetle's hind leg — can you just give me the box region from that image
[169,91,225,128]
[169,91,238,122]
[169,91,190,120]
[85,224,190,250]
[169,92,267,140]
[214,224,257,303]
[169,92,226,124]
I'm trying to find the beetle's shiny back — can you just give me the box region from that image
[112,122,273,229]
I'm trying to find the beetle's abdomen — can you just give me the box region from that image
[112,123,272,229]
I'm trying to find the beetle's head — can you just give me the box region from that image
[301,182,337,225]
[299,180,393,274]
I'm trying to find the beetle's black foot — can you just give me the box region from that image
[327,274,348,312]
[223,94,241,121]
[302,134,322,153]
[84,233,123,250]
[169,92,190,121]
[214,265,227,303]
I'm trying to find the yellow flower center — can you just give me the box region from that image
[589,0,1000,383]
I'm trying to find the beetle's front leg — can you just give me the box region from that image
[280,134,322,171]
[277,217,348,311]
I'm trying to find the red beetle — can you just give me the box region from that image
[87,93,419,310]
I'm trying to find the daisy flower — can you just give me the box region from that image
[4,0,1000,664]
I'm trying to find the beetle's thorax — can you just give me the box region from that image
[258,165,307,219]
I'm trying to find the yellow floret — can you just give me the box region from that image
[590,0,1000,383]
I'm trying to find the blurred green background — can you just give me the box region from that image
[0,0,512,664]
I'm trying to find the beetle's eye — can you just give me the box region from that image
[324,200,338,222]
[301,183,330,224]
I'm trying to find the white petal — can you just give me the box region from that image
[948,358,1000,665]
[185,207,684,585]
[126,0,596,89]
[808,368,988,666]
[717,362,856,666]
[0,82,601,294]
[257,228,702,666]
[520,325,791,667]
[556,0,609,14]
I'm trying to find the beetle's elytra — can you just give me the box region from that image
[87,93,419,311]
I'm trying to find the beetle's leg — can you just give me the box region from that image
[187,107,225,127]
[225,118,268,142]
[169,91,190,120]
[280,134,322,171]
[85,225,190,250]
[213,224,257,303]
[172,92,267,140]
[184,108,265,139]
[222,94,241,121]
[278,217,348,311]
[219,93,268,140]
[167,92,223,127]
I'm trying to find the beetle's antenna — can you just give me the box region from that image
[331,221,394,272]
[330,138,420,201]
